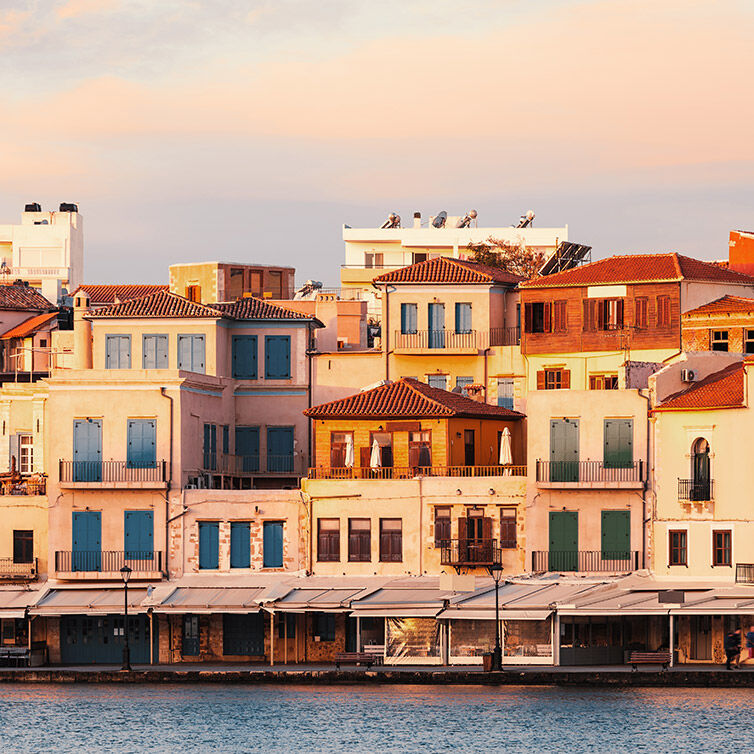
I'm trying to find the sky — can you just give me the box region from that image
[1,0,753,285]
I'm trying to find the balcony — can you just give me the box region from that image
[201,453,307,479]
[678,479,713,503]
[55,550,163,580]
[736,564,754,584]
[59,460,169,489]
[307,465,527,480]
[532,551,640,573]
[0,557,38,580]
[393,327,520,353]
[0,478,46,496]
[441,539,502,570]
[535,460,645,489]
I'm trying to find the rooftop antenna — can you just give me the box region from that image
[455,209,478,228]
[380,213,401,229]
[516,210,535,228]
[431,211,448,228]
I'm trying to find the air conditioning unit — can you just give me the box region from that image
[680,368,695,383]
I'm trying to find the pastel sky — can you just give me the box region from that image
[1,0,753,285]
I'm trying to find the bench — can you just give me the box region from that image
[629,651,671,671]
[335,652,378,669]
[0,647,30,667]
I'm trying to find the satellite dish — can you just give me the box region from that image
[432,211,448,228]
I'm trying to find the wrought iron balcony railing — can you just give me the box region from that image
[441,539,502,567]
[55,550,163,574]
[307,465,527,480]
[536,460,645,484]
[0,557,37,580]
[59,460,169,484]
[678,479,713,502]
[532,550,640,572]
[736,564,754,584]
[201,453,307,476]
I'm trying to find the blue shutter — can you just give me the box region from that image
[265,336,291,379]
[222,425,229,455]
[267,427,293,472]
[455,303,472,334]
[232,335,257,379]
[72,511,101,571]
[73,419,102,482]
[124,511,154,559]
[235,426,260,472]
[127,419,156,468]
[428,304,445,348]
[497,378,514,409]
[198,522,219,569]
[401,304,417,334]
[263,521,284,568]
[203,424,217,470]
[230,522,251,568]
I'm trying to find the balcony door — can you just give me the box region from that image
[550,419,579,482]
[459,514,492,563]
[72,511,101,572]
[267,427,294,473]
[549,511,578,571]
[73,419,102,482]
[235,426,260,472]
[124,510,154,564]
[428,303,445,348]
[692,438,710,501]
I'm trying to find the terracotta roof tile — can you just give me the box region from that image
[0,284,54,311]
[683,295,754,317]
[212,297,317,321]
[72,284,168,305]
[87,290,224,319]
[1,311,59,340]
[304,378,525,419]
[655,363,745,411]
[374,257,523,286]
[520,253,754,289]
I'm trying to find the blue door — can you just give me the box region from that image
[232,335,257,379]
[263,521,284,568]
[267,427,293,472]
[124,511,154,564]
[61,615,157,664]
[198,521,219,569]
[72,511,101,571]
[235,426,259,472]
[127,420,156,468]
[73,419,102,482]
[428,303,445,348]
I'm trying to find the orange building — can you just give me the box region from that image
[682,296,754,354]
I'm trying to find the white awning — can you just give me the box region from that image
[351,608,440,618]
[32,588,150,616]
[437,609,551,621]
[0,610,27,619]
[153,587,263,613]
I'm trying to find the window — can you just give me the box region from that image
[250,271,263,297]
[277,613,296,639]
[264,335,291,379]
[18,434,33,474]
[105,335,131,369]
[553,300,567,332]
[198,522,219,569]
[186,285,201,302]
[348,519,371,562]
[263,521,284,568]
[230,522,251,568]
[222,425,229,455]
[313,612,336,641]
[455,376,474,396]
[412,252,428,264]
[177,334,205,373]
[379,519,402,562]
[669,530,687,566]
[124,510,153,559]
[500,508,517,549]
[400,303,418,334]
[524,302,551,333]
[232,335,257,379]
[497,378,514,409]
[127,419,156,468]
[635,297,648,329]
[657,295,671,327]
[223,613,264,656]
[408,430,431,468]
[427,374,447,390]
[455,303,472,334]
[142,335,168,369]
[590,374,619,390]
[203,423,217,470]
[13,530,33,564]
[434,507,451,548]
[583,299,624,331]
[364,252,383,268]
[317,519,340,562]
[368,432,393,468]
[745,330,754,354]
[713,530,732,567]
[330,431,353,468]
[267,270,283,299]
[711,330,729,352]
[604,419,633,469]
[537,368,570,390]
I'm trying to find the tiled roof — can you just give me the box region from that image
[373,257,523,286]
[87,290,224,319]
[520,253,754,288]
[683,295,754,317]
[72,284,168,305]
[1,311,59,340]
[304,378,525,419]
[212,297,318,321]
[655,363,745,411]
[0,284,54,311]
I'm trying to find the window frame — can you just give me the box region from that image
[710,330,729,352]
[317,518,341,562]
[499,507,517,549]
[668,530,687,567]
[18,434,33,474]
[379,518,403,562]
[231,334,258,379]
[105,334,131,369]
[434,507,451,548]
[635,297,648,329]
[177,334,206,374]
[426,374,448,390]
[13,530,33,564]
[544,369,563,390]
[656,295,671,328]
[348,518,371,562]
[454,302,473,335]
[712,529,732,567]
[142,334,169,369]
[524,301,551,334]
[497,377,515,409]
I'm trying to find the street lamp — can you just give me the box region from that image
[489,562,503,671]
[120,565,132,671]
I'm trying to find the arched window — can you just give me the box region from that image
[691,438,711,501]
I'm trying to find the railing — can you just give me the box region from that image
[736,564,754,584]
[308,465,527,480]
[441,539,501,567]
[295,287,364,301]
[0,557,37,579]
[678,479,713,502]
[55,550,163,573]
[532,551,640,572]
[202,453,307,476]
[394,327,521,350]
[59,460,169,484]
[536,460,645,483]
[489,327,521,346]
[0,478,46,496]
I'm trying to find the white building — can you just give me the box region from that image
[0,203,83,304]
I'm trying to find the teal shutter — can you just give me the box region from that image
[604,419,633,468]
[72,511,101,571]
[124,511,154,559]
[549,419,579,482]
[455,303,472,334]
[263,521,284,568]
[267,427,293,472]
[127,419,156,468]
[401,304,417,334]
[73,419,102,482]
[601,510,630,560]
[143,335,168,368]
[265,336,291,379]
[232,335,257,379]
[203,424,217,470]
[428,303,445,348]
[230,522,251,568]
[222,425,229,454]
[235,426,260,471]
[198,522,219,569]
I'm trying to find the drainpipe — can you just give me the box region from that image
[384,285,390,381]
[307,323,313,470]
[642,390,652,571]
[160,387,174,577]
[418,476,423,575]
[482,348,491,401]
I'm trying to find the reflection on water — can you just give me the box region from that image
[0,684,753,753]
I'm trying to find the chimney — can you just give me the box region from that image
[465,384,486,403]
[73,291,93,370]
[413,212,421,229]
[728,230,754,276]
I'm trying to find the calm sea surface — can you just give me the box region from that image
[0,683,752,753]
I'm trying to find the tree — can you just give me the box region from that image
[466,237,545,279]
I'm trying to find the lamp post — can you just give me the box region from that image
[489,562,503,671]
[120,565,132,671]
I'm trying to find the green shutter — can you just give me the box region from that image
[604,419,633,468]
[548,511,578,571]
[601,510,630,559]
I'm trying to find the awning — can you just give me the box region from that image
[271,587,365,613]
[0,587,47,618]
[437,609,551,621]
[351,608,440,618]
[153,587,264,614]
[32,588,150,616]
[0,610,27,619]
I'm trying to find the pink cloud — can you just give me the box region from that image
[56,0,118,21]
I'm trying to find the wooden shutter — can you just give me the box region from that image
[582,300,594,331]
[616,299,624,328]
[561,370,571,388]
[458,516,468,541]
[482,517,492,541]
[359,447,370,468]
[597,300,605,330]
[536,370,546,390]
[543,302,552,332]
[524,302,533,333]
